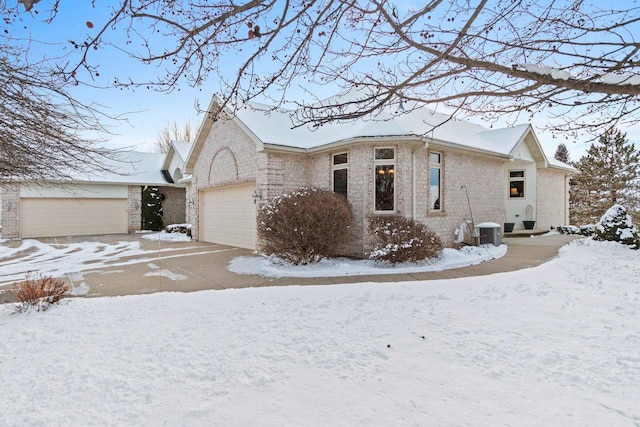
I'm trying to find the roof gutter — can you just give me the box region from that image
[426,138,513,161]
[260,134,498,156]
[548,164,577,174]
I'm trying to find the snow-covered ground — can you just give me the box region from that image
[139,230,192,242]
[230,244,507,277]
[1,238,638,425]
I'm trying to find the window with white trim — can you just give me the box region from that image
[332,153,348,197]
[509,170,525,198]
[429,152,442,211]
[374,148,395,212]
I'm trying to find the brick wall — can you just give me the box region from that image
[415,151,505,248]
[261,143,507,254]
[260,152,309,199]
[0,184,20,238]
[188,116,564,255]
[158,186,186,225]
[188,118,259,240]
[127,186,142,233]
[185,183,199,239]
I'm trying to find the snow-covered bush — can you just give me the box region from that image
[594,204,639,249]
[10,273,69,312]
[557,225,581,235]
[580,224,596,236]
[165,223,192,237]
[368,216,443,265]
[557,224,596,236]
[257,187,354,265]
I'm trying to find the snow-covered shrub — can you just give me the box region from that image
[594,204,640,249]
[557,225,581,235]
[557,224,595,236]
[10,273,69,312]
[579,224,596,236]
[368,216,443,265]
[165,223,192,237]
[257,187,354,265]
[556,224,596,237]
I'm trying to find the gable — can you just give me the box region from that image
[184,96,262,174]
[507,127,548,167]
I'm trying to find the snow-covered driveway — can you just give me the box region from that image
[0,233,509,300]
[0,234,242,298]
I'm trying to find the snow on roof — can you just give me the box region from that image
[547,156,576,171]
[69,151,171,185]
[232,97,535,157]
[477,124,531,154]
[170,140,192,162]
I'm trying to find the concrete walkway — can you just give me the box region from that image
[64,233,580,298]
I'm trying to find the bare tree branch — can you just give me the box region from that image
[11,0,640,138]
[155,120,194,153]
[0,41,118,183]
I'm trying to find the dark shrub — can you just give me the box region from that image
[11,273,69,312]
[257,187,355,264]
[142,186,164,230]
[368,216,443,264]
[594,204,639,249]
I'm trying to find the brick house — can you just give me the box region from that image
[183,95,574,254]
[0,144,188,239]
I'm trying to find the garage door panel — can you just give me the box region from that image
[20,198,128,238]
[200,183,256,249]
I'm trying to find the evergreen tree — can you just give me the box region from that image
[141,186,164,231]
[570,129,640,224]
[554,143,570,164]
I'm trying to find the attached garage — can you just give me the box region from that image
[20,198,128,238]
[17,183,131,239]
[200,182,257,249]
[1,151,188,240]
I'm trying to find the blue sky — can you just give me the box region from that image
[7,0,635,161]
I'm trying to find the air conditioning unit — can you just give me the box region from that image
[475,222,502,246]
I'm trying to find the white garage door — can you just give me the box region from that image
[200,183,257,249]
[20,198,128,238]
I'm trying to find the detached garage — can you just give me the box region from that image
[199,182,257,249]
